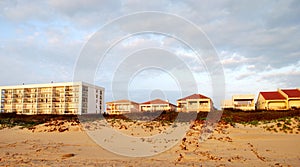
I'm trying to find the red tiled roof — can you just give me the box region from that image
[141,99,176,106]
[260,92,286,100]
[281,89,300,98]
[177,93,210,101]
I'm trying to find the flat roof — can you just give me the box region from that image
[106,99,139,105]
[0,81,104,90]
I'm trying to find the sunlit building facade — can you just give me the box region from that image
[106,99,139,115]
[221,94,255,111]
[177,94,213,112]
[140,99,176,112]
[0,82,104,115]
[256,88,300,110]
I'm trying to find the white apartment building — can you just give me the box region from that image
[0,82,104,115]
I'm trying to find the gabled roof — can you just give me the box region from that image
[177,93,210,101]
[141,99,176,106]
[106,99,139,105]
[281,89,300,98]
[260,91,286,100]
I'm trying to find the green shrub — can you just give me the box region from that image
[276,122,282,127]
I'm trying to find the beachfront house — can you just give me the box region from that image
[106,99,139,115]
[256,91,287,110]
[256,88,300,110]
[139,99,176,112]
[221,94,255,111]
[177,93,213,112]
[0,82,104,115]
[278,88,300,109]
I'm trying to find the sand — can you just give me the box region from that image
[0,119,300,166]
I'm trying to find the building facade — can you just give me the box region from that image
[256,91,287,110]
[256,88,300,110]
[278,89,300,109]
[106,99,139,115]
[177,93,213,112]
[0,82,104,115]
[221,94,255,111]
[140,99,176,112]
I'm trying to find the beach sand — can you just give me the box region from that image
[0,119,299,166]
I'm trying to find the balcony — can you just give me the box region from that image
[13,95,23,98]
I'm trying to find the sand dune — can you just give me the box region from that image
[0,119,300,166]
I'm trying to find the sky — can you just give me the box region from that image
[0,0,299,108]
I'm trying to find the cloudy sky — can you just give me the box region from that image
[0,0,299,108]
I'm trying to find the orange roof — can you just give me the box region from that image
[141,99,176,106]
[106,99,139,105]
[260,92,286,100]
[177,93,210,101]
[281,89,300,98]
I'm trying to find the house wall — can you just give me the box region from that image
[232,94,255,111]
[177,99,211,112]
[221,100,233,109]
[140,104,172,112]
[268,101,287,110]
[188,99,211,112]
[288,100,300,109]
[256,94,288,110]
[106,102,139,114]
[256,94,266,110]
[277,89,300,109]
[131,103,140,112]
[177,101,187,112]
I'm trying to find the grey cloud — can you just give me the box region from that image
[259,72,300,88]
[0,0,51,22]
[0,0,299,107]
[48,0,122,29]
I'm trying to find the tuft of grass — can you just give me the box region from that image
[248,120,260,126]
[223,117,236,127]
[276,122,282,127]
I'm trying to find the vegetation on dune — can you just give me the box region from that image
[0,110,300,132]
[0,113,79,130]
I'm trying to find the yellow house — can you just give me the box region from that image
[256,91,287,110]
[139,99,176,112]
[106,99,139,115]
[177,93,212,112]
[278,89,300,109]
